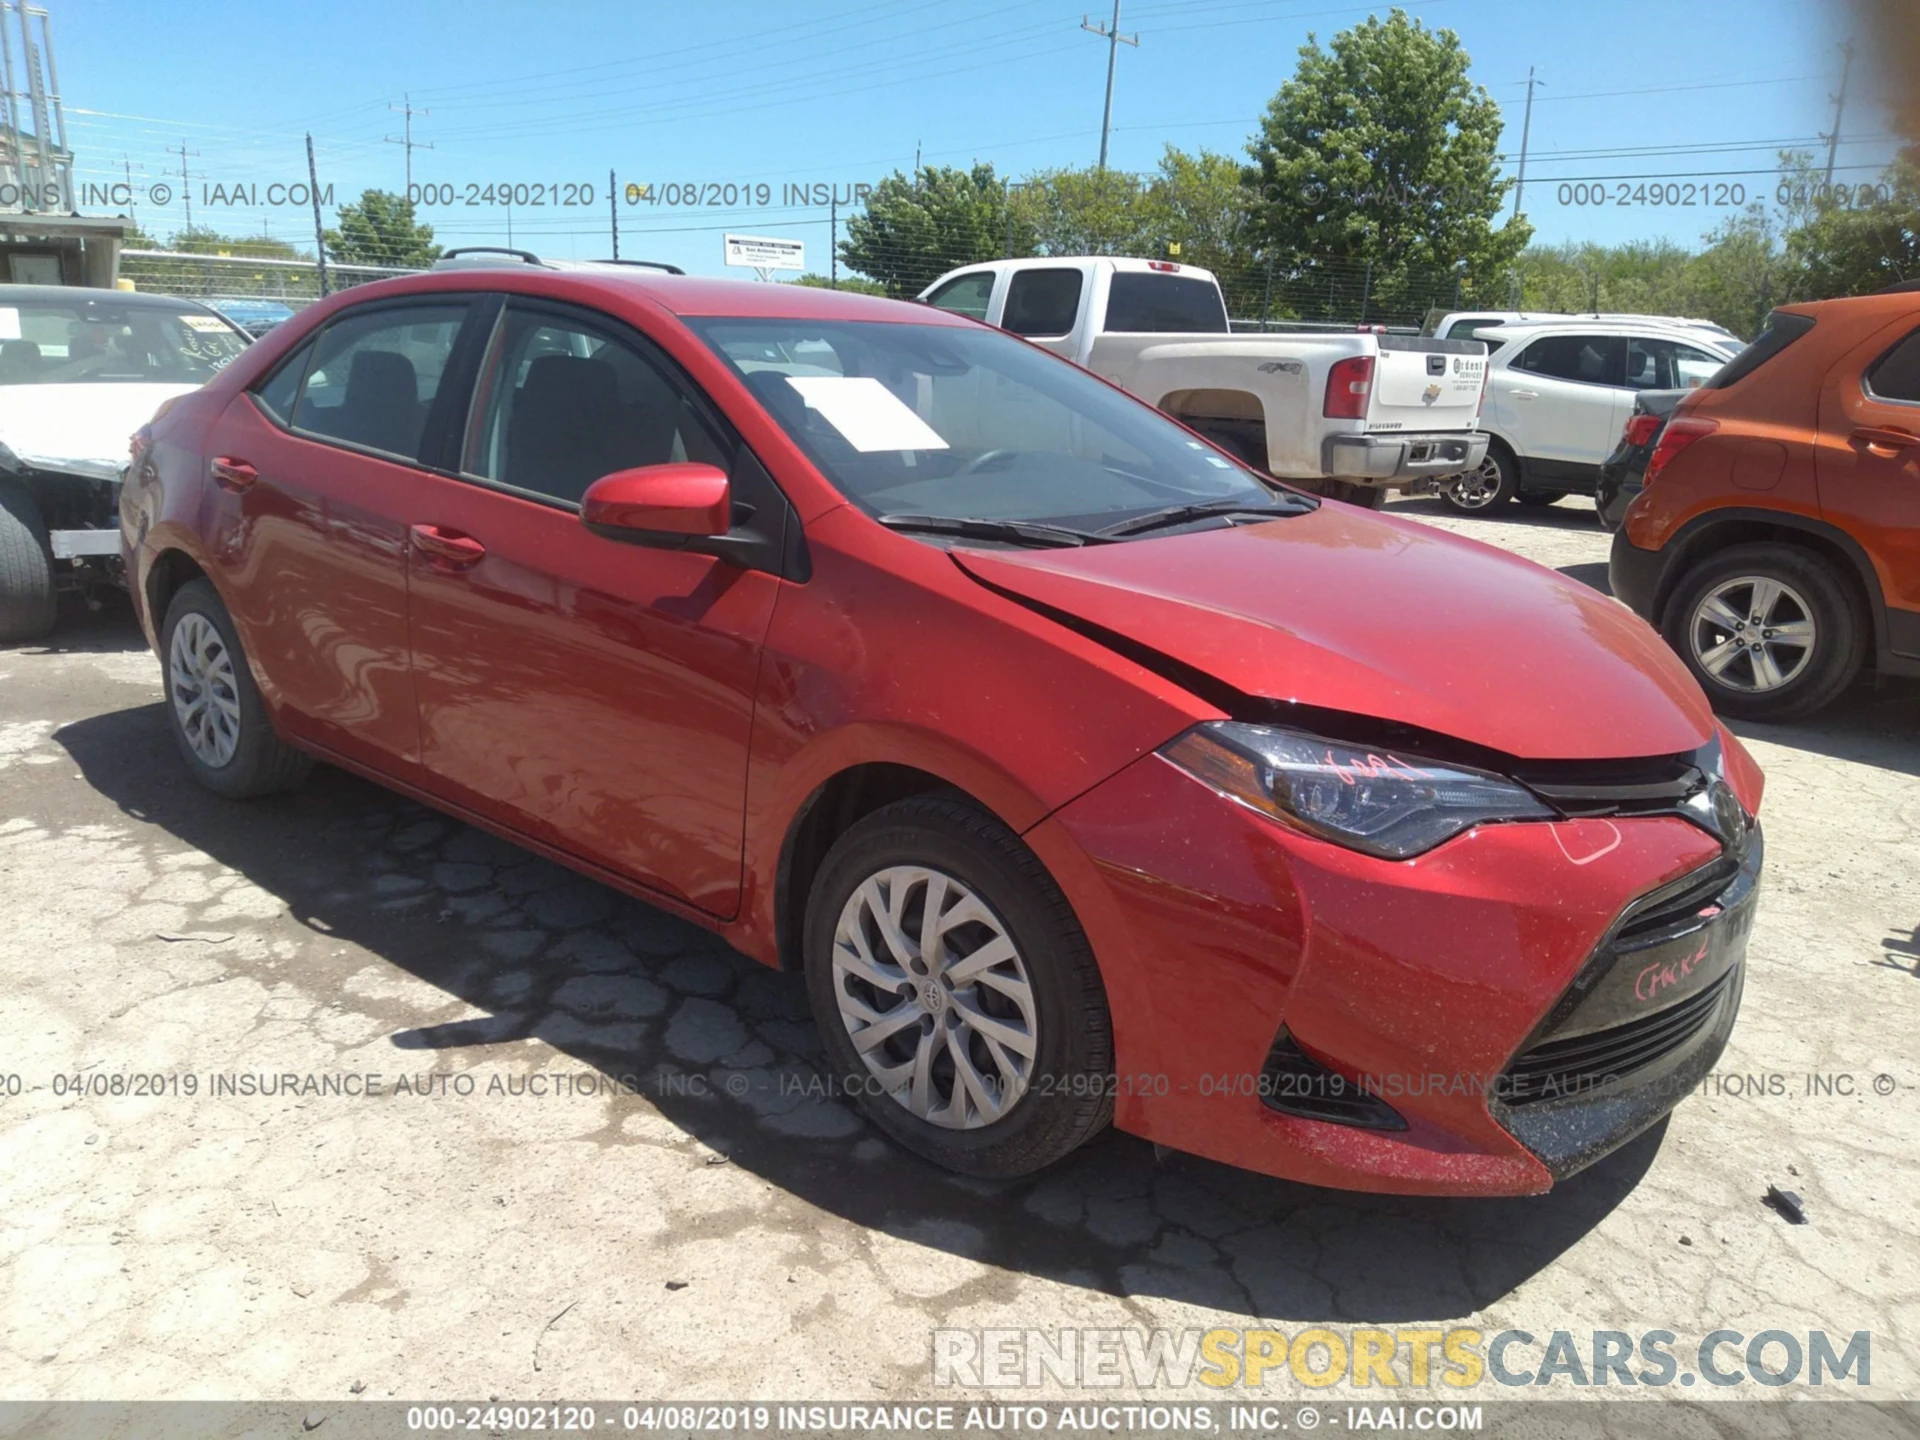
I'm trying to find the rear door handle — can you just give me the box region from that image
[1851,425,1918,455]
[210,456,257,492]
[409,524,487,569]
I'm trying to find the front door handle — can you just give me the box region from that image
[1510,389,1539,401]
[1851,425,1918,456]
[210,456,257,492]
[410,524,487,569]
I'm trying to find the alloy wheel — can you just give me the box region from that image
[830,865,1037,1130]
[168,612,242,768]
[1688,575,1816,693]
[1443,455,1505,510]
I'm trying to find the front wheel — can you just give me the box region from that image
[1441,446,1517,514]
[0,478,56,643]
[162,579,314,797]
[1662,544,1865,721]
[803,795,1113,1178]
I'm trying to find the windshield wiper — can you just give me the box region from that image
[876,513,1115,548]
[1097,496,1313,537]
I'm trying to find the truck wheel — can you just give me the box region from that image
[1324,481,1387,510]
[0,477,56,643]
[161,579,313,797]
[804,795,1114,1178]
[1441,445,1517,514]
[1662,544,1865,721]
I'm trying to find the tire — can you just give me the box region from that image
[1661,544,1865,721]
[161,578,313,797]
[1516,490,1569,507]
[1440,443,1518,514]
[0,477,56,643]
[1323,480,1388,510]
[803,794,1114,1178]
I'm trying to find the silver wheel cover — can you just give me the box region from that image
[831,865,1037,1130]
[1688,575,1816,693]
[1444,454,1504,509]
[168,612,242,768]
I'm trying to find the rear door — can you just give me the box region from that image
[404,298,784,917]
[1815,317,1920,647]
[999,267,1087,358]
[1498,333,1627,466]
[202,298,475,774]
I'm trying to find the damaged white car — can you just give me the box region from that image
[0,286,250,641]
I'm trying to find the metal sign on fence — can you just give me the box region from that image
[724,233,804,281]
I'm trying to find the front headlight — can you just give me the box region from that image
[1160,722,1552,859]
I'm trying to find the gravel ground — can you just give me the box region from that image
[0,496,1915,1406]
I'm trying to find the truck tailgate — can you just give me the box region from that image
[1370,336,1484,431]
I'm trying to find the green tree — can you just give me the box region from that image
[1783,146,1920,300]
[838,164,1032,297]
[323,190,441,269]
[792,272,887,295]
[168,227,305,260]
[1244,10,1529,309]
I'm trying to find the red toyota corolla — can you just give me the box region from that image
[120,257,1764,1196]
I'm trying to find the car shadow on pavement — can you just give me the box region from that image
[1726,681,1920,780]
[4,591,149,656]
[59,699,1663,1326]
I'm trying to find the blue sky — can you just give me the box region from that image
[53,0,1884,276]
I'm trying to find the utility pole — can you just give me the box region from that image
[385,93,432,196]
[1081,0,1138,172]
[178,139,200,233]
[1510,67,1542,222]
[1822,40,1855,188]
[122,155,138,232]
[609,168,618,259]
[305,133,329,297]
[830,192,838,289]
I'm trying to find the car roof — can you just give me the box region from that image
[1483,319,1739,349]
[0,284,221,314]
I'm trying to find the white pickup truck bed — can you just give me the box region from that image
[919,257,1488,504]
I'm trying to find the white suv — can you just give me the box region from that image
[1441,320,1742,514]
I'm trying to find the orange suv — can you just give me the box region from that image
[1610,288,1920,719]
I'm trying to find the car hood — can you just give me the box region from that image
[0,382,199,482]
[951,504,1715,760]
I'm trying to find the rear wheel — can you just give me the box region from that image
[1441,444,1517,514]
[803,795,1113,1178]
[162,579,313,797]
[1662,544,1864,721]
[0,478,56,643]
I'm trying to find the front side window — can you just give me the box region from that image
[690,317,1281,534]
[1515,334,1625,386]
[0,297,247,386]
[1001,269,1083,337]
[292,304,468,462]
[924,272,995,321]
[253,341,312,424]
[464,306,729,505]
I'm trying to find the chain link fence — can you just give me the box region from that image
[118,250,422,309]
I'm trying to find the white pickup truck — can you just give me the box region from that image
[918,256,1488,506]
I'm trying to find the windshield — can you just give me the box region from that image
[0,297,249,386]
[689,317,1281,533]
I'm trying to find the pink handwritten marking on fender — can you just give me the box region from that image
[1326,749,1433,786]
[1635,936,1712,1003]
[1551,819,1623,867]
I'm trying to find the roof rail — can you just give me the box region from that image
[587,258,686,275]
[433,246,548,268]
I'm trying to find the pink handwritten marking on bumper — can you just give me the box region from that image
[1635,936,1712,1003]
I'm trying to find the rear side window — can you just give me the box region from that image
[924,272,995,321]
[1515,334,1626,386]
[252,341,312,424]
[292,303,469,462]
[1865,327,1920,403]
[1002,269,1082,338]
[1705,309,1815,390]
[1103,274,1228,333]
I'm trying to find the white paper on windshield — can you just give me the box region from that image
[181,314,231,332]
[0,308,18,341]
[784,375,948,452]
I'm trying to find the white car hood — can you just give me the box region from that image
[0,382,199,483]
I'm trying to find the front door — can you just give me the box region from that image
[405,300,782,917]
[201,299,473,773]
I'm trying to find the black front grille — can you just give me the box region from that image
[1502,967,1736,1107]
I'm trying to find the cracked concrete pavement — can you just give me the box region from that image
[0,496,1915,1404]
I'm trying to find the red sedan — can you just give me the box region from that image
[121,257,1764,1195]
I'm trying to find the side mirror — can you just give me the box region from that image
[581,463,730,543]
